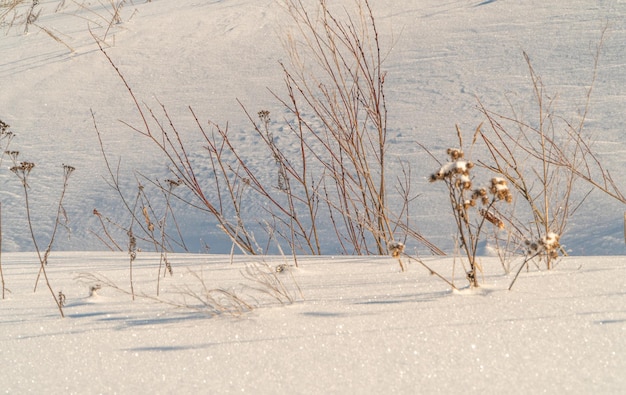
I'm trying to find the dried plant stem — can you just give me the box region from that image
[477,28,615,268]
[508,252,542,291]
[18,172,65,317]
[92,0,438,257]
[0,201,4,299]
[92,209,123,251]
[34,23,74,52]
[402,253,457,290]
[33,165,75,292]
[0,122,14,300]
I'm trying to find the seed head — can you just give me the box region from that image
[388,241,405,258]
[447,148,464,160]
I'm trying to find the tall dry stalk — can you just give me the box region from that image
[477,28,619,269]
[0,202,4,299]
[9,154,74,318]
[0,120,14,299]
[276,0,392,254]
[92,0,440,256]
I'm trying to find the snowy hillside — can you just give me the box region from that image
[1,2,626,393]
[1,0,625,255]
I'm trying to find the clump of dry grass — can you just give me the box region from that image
[241,260,303,305]
[75,256,303,317]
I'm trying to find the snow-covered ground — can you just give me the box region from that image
[1,0,625,254]
[1,252,625,393]
[1,1,625,393]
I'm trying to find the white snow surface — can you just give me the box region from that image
[0,0,625,255]
[1,1,626,392]
[1,252,625,393]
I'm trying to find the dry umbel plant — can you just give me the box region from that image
[8,147,75,317]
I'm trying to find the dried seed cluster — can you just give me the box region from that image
[526,232,561,260]
[0,120,10,133]
[431,149,512,207]
[387,241,405,258]
[165,178,183,189]
[10,160,35,174]
[430,148,474,185]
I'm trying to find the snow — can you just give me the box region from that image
[1,0,626,392]
[1,0,625,255]
[1,252,625,393]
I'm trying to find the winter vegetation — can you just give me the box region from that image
[1,0,625,393]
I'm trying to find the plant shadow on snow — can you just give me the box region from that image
[595,318,626,325]
[126,345,208,353]
[66,311,114,319]
[301,311,346,317]
[354,290,450,305]
[91,311,212,329]
[475,0,497,6]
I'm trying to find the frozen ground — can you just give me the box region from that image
[1,1,625,393]
[0,0,625,254]
[0,252,625,393]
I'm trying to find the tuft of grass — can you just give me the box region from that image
[241,259,303,305]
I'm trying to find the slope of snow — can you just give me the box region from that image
[0,252,625,393]
[1,0,625,255]
[2,1,626,393]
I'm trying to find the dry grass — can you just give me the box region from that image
[90,0,441,258]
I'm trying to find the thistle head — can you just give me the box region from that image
[388,241,405,258]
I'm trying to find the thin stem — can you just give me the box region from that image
[0,201,4,300]
[21,178,64,317]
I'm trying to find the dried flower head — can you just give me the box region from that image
[58,291,66,307]
[10,161,35,179]
[165,178,183,189]
[142,206,154,232]
[490,177,512,202]
[455,174,472,190]
[430,159,474,182]
[388,241,405,258]
[5,151,19,160]
[63,164,75,177]
[128,230,137,260]
[0,120,9,133]
[525,232,561,259]
[447,148,464,160]
[17,161,34,171]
